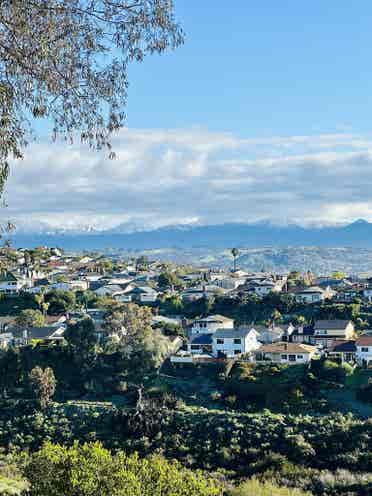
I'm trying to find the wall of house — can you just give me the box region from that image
[213,336,244,357]
[259,352,312,364]
[139,294,158,303]
[295,293,323,303]
[356,346,372,365]
[212,332,259,357]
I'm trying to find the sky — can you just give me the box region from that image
[5,0,372,232]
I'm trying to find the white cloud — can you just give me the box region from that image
[3,127,372,232]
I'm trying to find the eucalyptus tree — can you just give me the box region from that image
[0,1,184,191]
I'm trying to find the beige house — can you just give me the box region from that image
[313,320,356,348]
[254,342,318,365]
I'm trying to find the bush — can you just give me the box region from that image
[25,442,223,496]
[228,478,311,496]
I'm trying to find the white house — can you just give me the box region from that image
[191,314,234,335]
[95,284,125,298]
[293,286,333,304]
[119,286,158,304]
[212,327,261,358]
[181,285,224,302]
[251,279,284,297]
[363,287,372,301]
[0,272,27,294]
[50,279,89,292]
[356,335,372,367]
[213,276,246,291]
[254,323,294,344]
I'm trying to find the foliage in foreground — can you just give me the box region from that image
[24,442,222,496]
[0,400,371,494]
[0,441,310,496]
[228,479,311,496]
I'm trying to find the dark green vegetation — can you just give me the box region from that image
[158,291,367,329]
[0,347,371,494]
[1,441,313,496]
[0,293,371,494]
[0,398,370,495]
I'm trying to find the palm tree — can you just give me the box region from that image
[231,248,239,272]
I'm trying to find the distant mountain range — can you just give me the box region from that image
[7,219,372,251]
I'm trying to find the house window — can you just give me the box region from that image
[190,345,200,350]
[361,347,369,352]
[288,355,296,361]
[281,354,287,360]
[234,349,241,355]
[217,339,224,344]
[234,338,241,344]
[297,355,303,359]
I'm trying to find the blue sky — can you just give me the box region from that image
[126,1,372,136]
[6,1,372,232]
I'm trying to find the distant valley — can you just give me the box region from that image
[8,219,372,274]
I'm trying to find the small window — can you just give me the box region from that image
[234,338,241,344]
[216,339,224,344]
[361,347,369,352]
[281,354,288,360]
[297,355,303,359]
[288,355,296,361]
[234,349,241,355]
[190,345,200,350]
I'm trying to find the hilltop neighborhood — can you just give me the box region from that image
[0,245,371,371]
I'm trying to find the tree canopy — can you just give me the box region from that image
[15,309,45,328]
[0,1,183,190]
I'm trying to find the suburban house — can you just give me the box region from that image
[328,340,356,363]
[181,285,224,302]
[16,325,66,345]
[212,327,260,358]
[363,286,372,301]
[190,314,234,335]
[356,335,372,367]
[213,276,244,291]
[292,286,333,304]
[118,286,158,303]
[254,323,294,344]
[250,279,284,297]
[234,277,285,299]
[290,325,316,345]
[94,284,125,298]
[187,333,213,354]
[313,320,356,348]
[254,342,318,364]
[0,271,28,294]
[49,279,89,292]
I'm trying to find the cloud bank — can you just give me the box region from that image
[4,127,372,232]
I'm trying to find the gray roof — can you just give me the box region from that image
[314,320,352,330]
[195,314,233,323]
[26,326,64,339]
[189,334,213,345]
[329,340,356,353]
[213,327,253,339]
[254,325,284,335]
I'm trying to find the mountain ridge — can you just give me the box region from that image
[7,219,372,250]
